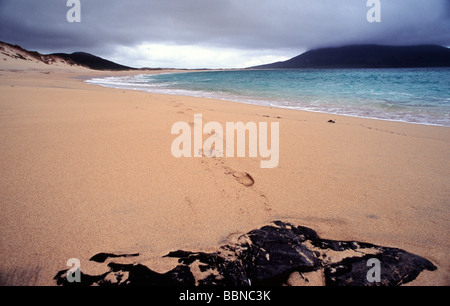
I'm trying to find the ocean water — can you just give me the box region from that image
[87,68,450,127]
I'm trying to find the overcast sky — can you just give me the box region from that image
[0,0,449,68]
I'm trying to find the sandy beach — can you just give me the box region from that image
[0,61,449,285]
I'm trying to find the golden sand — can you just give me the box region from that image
[0,62,448,285]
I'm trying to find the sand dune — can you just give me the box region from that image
[0,41,87,72]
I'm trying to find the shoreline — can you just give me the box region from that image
[0,67,449,286]
[89,79,450,128]
[84,69,450,129]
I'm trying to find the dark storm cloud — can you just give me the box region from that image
[0,0,449,57]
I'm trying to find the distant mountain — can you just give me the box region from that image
[251,45,450,69]
[51,52,135,71]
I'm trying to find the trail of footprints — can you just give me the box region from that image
[173,102,273,212]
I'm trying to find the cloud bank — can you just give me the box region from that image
[0,0,449,68]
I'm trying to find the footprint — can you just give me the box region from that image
[218,162,254,187]
[233,172,255,187]
[203,160,273,211]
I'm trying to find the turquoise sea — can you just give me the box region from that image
[87,68,450,127]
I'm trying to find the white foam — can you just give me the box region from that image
[85,74,450,128]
